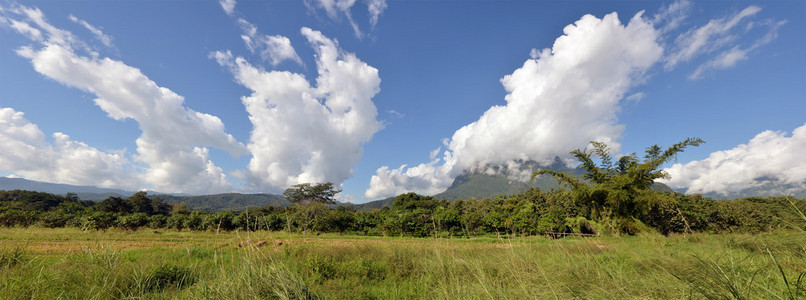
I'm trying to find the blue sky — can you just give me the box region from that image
[1,0,804,202]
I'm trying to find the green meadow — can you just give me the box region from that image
[1,228,804,299]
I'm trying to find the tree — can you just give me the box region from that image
[65,193,79,202]
[535,138,702,186]
[171,203,190,215]
[129,191,154,215]
[283,182,341,204]
[289,201,331,234]
[97,196,132,214]
[127,192,171,216]
[532,138,704,233]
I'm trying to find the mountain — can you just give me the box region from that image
[433,157,585,201]
[350,158,585,209]
[0,177,133,200]
[434,172,558,201]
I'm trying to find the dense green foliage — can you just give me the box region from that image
[1,188,804,237]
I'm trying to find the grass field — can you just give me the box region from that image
[1,228,804,299]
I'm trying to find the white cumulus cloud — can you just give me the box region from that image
[214,27,381,192]
[0,107,137,189]
[2,4,247,194]
[364,11,663,199]
[664,123,806,196]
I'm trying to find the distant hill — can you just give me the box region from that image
[157,193,287,212]
[0,177,288,211]
[676,183,806,200]
[351,196,395,211]
[0,177,133,200]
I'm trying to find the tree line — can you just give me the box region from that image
[1,188,803,236]
[1,139,805,236]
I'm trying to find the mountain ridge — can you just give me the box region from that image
[0,177,133,200]
[0,177,288,211]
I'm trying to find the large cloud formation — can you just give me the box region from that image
[0,108,136,189]
[214,27,382,192]
[1,4,246,194]
[365,12,663,198]
[664,123,806,196]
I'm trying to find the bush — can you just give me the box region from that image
[537,209,567,234]
[202,212,235,232]
[118,213,149,231]
[564,216,600,235]
[167,214,188,231]
[38,211,72,228]
[148,215,167,229]
[183,212,205,231]
[0,210,38,227]
[83,212,118,231]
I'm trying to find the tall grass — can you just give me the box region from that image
[667,197,806,300]
[0,246,27,269]
[0,227,803,299]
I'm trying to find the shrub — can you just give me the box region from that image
[148,215,167,229]
[0,210,38,227]
[118,213,149,231]
[83,212,118,231]
[38,211,72,228]
[537,209,567,234]
[167,214,188,231]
